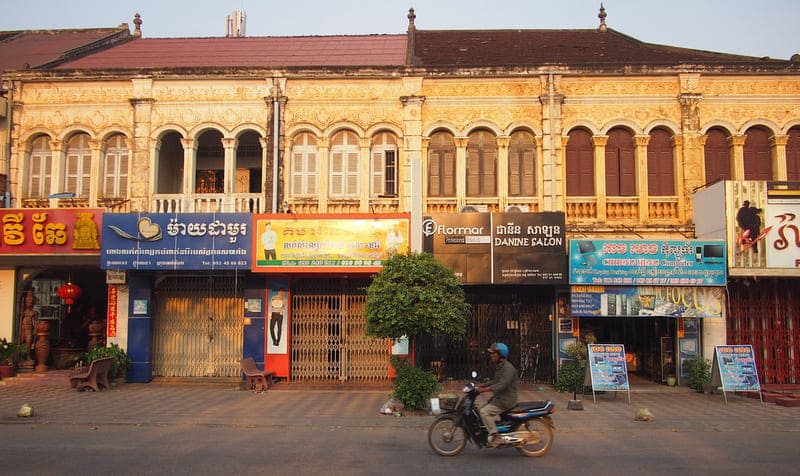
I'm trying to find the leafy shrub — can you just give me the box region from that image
[688,358,711,392]
[554,341,588,397]
[391,357,441,410]
[80,343,132,379]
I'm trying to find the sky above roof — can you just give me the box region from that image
[1,0,797,60]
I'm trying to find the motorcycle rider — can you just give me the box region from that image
[476,342,518,447]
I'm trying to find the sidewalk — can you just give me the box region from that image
[1,371,798,432]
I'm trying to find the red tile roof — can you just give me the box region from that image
[0,27,131,71]
[411,29,787,68]
[57,35,408,69]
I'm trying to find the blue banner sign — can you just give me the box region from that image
[570,285,724,318]
[586,344,630,391]
[713,345,761,393]
[101,213,251,270]
[569,239,726,286]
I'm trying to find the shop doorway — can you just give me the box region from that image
[290,278,389,384]
[579,316,676,382]
[151,274,244,378]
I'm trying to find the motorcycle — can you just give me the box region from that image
[427,375,555,457]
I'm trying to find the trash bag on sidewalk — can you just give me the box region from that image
[380,397,404,415]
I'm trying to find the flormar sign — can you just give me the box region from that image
[422,212,567,284]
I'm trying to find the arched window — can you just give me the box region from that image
[647,128,675,196]
[704,128,731,184]
[371,132,398,197]
[235,131,262,193]
[508,130,536,197]
[466,130,497,197]
[64,132,92,198]
[566,129,594,196]
[25,135,52,199]
[427,131,455,197]
[196,130,224,193]
[743,127,772,180]
[155,132,184,194]
[605,128,635,196]
[329,130,360,198]
[290,132,318,196]
[101,134,129,199]
[786,127,800,181]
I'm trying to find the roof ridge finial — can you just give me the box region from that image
[598,3,607,32]
[133,13,142,37]
[408,7,416,30]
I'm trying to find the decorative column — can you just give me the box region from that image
[317,137,330,212]
[634,134,650,222]
[496,136,510,206]
[359,136,371,213]
[129,87,155,212]
[729,135,746,180]
[454,137,469,207]
[222,137,237,211]
[539,75,565,212]
[400,94,425,251]
[180,138,196,211]
[88,139,103,207]
[770,134,789,180]
[592,135,609,221]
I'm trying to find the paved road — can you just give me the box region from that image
[1,374,799,475]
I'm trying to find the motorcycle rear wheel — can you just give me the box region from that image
[428,415,468,456]
[515,419,553,457]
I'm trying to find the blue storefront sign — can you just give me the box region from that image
[569,239,726,286]
[101,213,251,270]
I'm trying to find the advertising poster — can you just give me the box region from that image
[101,213,251,270]
[712,345,761,393]
[586,344,630,392]
[569,285,724,318]
[422,212,567,284]
[252,213,409,273]
[0,208,102,254]
[569,239,726,286]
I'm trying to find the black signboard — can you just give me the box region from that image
[422,212,567,284]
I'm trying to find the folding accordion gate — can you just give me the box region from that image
[151,274,244,378]
[290,278,390,383]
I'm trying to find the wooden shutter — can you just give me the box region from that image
[743,128,772,180]
[787,128,800,181]
[345,151,359,196]
[330,151,344,196]
[371,151,384,195]
[647,129,674,196]
[566,130,594,197]
[704,129,731,183]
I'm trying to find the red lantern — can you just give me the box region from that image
[57,281,82,314]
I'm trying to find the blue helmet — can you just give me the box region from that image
[489,342,509,358]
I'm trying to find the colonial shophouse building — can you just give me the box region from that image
[1,7,798,386]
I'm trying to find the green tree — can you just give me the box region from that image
[365,252,469,340]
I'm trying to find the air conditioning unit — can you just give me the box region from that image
[460,204,489,213]
[505,205,529,212]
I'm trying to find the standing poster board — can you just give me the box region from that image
[585,344,631,404]
[711,345,763,404]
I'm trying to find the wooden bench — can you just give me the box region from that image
[69,357,113,392]
[240,357,275,392]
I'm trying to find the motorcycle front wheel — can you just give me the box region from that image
[428,415,468,456]
[515,418,553,457]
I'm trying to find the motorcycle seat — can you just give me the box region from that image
[504,401,551,414]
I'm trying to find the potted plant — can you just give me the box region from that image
[0,337,22,378]
[687,358,712,393]
[555,340,589,410]
[79,343,132,382]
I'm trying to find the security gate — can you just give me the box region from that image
[291,278,389,383]
[152,274,244,378]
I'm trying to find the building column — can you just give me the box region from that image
[48,139,63,208]
[454,137,468,207]
[359,136,371,213]
[729,135,746,180]
[634,134,650,222]
[129,90,154,212]
[592,135,608,221]
[671,135,686,223]
[539,75,564,212]
[770,134,789,180]
[180,138,196,211]
[496,136,510,208]
[317,137,330,212]
[88,139,103,208]
[401,94,425,251]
